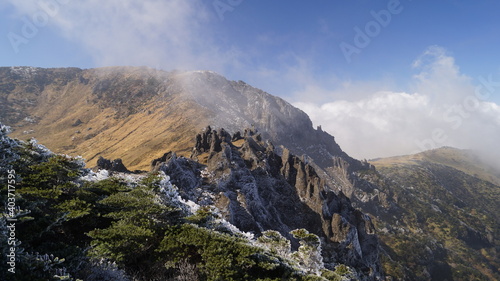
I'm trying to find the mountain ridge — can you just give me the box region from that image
[0,66,359,174]
[2,66,499,280]
[370,146,500,187]
[1,122,372,280]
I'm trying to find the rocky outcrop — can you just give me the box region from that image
[155,127,383,280]
[151,151,177,171]
[191,126,232,156]
[96,156,130,173]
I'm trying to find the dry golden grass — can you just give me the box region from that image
[232,139,245,147]
[196,152,210,165]
[368,154,423,168]
[8,71,213,171]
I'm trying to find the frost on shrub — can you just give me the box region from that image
[84,259,130,281]
[7,252,77,280]
[257,230,292,259]
[0,123,21,173]
[0,218,57,280]
[215,218,255,240]
[80,169,111,182]
[141,171,193,216]
[0,123,11,135]
[290,229,324,275]
[185,205,217,227]
[156,172,182,205]
[26,138,54,160]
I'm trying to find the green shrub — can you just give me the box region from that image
[159,224,296,280]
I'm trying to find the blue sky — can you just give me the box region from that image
[1,0,500,161]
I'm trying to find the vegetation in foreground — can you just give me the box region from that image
[0,123,355,280]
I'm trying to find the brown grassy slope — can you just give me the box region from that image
[2,66,357,173]
[4,67,211,170]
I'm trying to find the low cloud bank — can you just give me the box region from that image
[295,46,500,167]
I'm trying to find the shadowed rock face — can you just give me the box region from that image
[155,126,383,279]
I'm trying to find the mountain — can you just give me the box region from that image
[1,66,381,279]
[368,147,500,280]
[0,124,365,280]
[372,146,500,187]
[0,66,359,173]
[152,126,382,278]
[2,66,499,280]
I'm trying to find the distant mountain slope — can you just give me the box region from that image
[372,146,500,187]
[369,147,500,280]
[0,66,359,175]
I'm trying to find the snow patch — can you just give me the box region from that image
[24,116,37,123]
[10,66,39,79]
[81,169,110,182]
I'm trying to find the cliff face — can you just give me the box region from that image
[152,126,382,279]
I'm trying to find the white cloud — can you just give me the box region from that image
[294,46,500,163]
[6,0,241,72]
[5,3,500,166]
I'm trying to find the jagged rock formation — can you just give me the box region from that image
[155,127,383,279]
[95,156,130,173]
[0,67,379,222]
